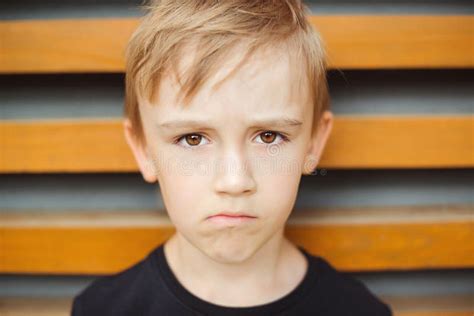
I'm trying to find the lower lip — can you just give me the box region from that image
[207,215,256,226]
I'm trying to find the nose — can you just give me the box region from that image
[213,148,257,196]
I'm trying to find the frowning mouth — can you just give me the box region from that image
[207,211,257,219]
[206,212,257,225]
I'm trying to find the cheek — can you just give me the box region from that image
[253,152,303,219]
[159,172,205,218]
[156,157,214,234]
[259,172,301,217]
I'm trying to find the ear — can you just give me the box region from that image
[123,118,158,183]
[302,110,334,175]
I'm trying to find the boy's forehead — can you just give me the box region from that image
[144,43,310,122]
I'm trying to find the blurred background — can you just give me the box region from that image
[0,0,473,315]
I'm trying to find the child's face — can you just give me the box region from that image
[125,45,333,263]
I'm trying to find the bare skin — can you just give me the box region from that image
[163,228,307,306]
[124,43,333,307]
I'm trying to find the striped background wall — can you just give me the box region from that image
[1,0,473,315]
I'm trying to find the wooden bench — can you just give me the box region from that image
[1,12,472,316]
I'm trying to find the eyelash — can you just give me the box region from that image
[173,131,290,149]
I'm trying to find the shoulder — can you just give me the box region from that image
[71,251,155,316]
[308,254,393,316]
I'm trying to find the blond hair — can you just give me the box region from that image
[124,0,330,147]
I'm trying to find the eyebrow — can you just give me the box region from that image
[158,117,303,130]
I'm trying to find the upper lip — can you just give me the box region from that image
[208,211,257,218]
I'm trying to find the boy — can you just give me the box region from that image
[72,0,392,315]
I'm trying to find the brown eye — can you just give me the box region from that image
[260,131,276,144]
[185,134,202,146]
[175,133,209,149]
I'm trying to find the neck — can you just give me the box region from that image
[163,229,303,307]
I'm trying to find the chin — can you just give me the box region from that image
[204,240,257,264]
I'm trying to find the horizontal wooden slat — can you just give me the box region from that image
[0,294,473,316]
[0,298,72,316]
[0,205,472,275]
[0,119,137,173]
[1,116,472,173]
[0,15,472,73]
[310,15,474,69]
[323,116,473,169]
[383,295,474,316]
[0,18,136,73]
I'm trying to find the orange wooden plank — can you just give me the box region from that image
[0,18,137,73]
[0,119,137,172]
[320,115,474,169]
[1,16,472,73]
[0,295,472,316]
[1,116,472,173]
[0,298,73,316]
[0,205,472,275]
[311,15,474,69]
[384,295,474,316]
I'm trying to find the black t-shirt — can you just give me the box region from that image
[71,243,392,315]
